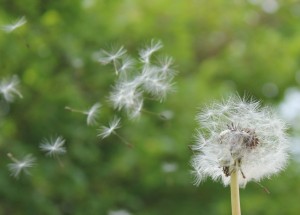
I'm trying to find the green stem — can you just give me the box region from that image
[56,156,64,168]
[230,169,241,215]
[65,106,85,114]
[113,132,133,148]
[141,109,167,120]
[7,153,19,163]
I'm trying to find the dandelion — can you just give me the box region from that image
[0,75,23,102]
[98,116,121,139]
[7,153,36,178]
[40,136,66,157]
[139,39,163,64]
[1,16,27,33]
[191,95,289,215]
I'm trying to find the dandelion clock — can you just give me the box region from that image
[191,95,289,215]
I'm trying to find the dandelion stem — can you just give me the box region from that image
[230,169,241,215]
[65,106,84,114]
[141,109,167,120]
[141,109,158,116]
[113,132,133,148]
[7,153,19,163]
[56,156,64,168]
[113,60,119,75]
[16,32,30,49]
[254,181,270,194]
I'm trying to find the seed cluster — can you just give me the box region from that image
[226,123,260,149]
[219,123,260,178]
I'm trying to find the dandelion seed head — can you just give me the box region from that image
[40,136,66,157]
[1,16,27,33]
[191,95,289,187]
[0,75,23,102]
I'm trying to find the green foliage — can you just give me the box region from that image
[1,0,300,214]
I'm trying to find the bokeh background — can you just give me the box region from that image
[1,0,300,214]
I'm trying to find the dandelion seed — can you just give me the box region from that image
[143,76,173,101]
[118,56,135,75]
[98,116,121,139]
[98,46,126,64]
[139,39,163,64]
[84,102,101,126]
[7,153,36,178]
[157,55,177,77]
[159,110,174,120]
[162,162,178,173]
[191,95,289,187]
[0,75,23,102]
[99,39,178,120]
[1,16,27,33]
[98,46,127,75]
[108,209,132,215]
[40,136,66,157]
[127,99,143,119]
[109,79,143,113]
[139,66,174,101]
[65,103,101,126]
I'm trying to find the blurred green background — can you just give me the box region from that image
[1,0,300,214]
